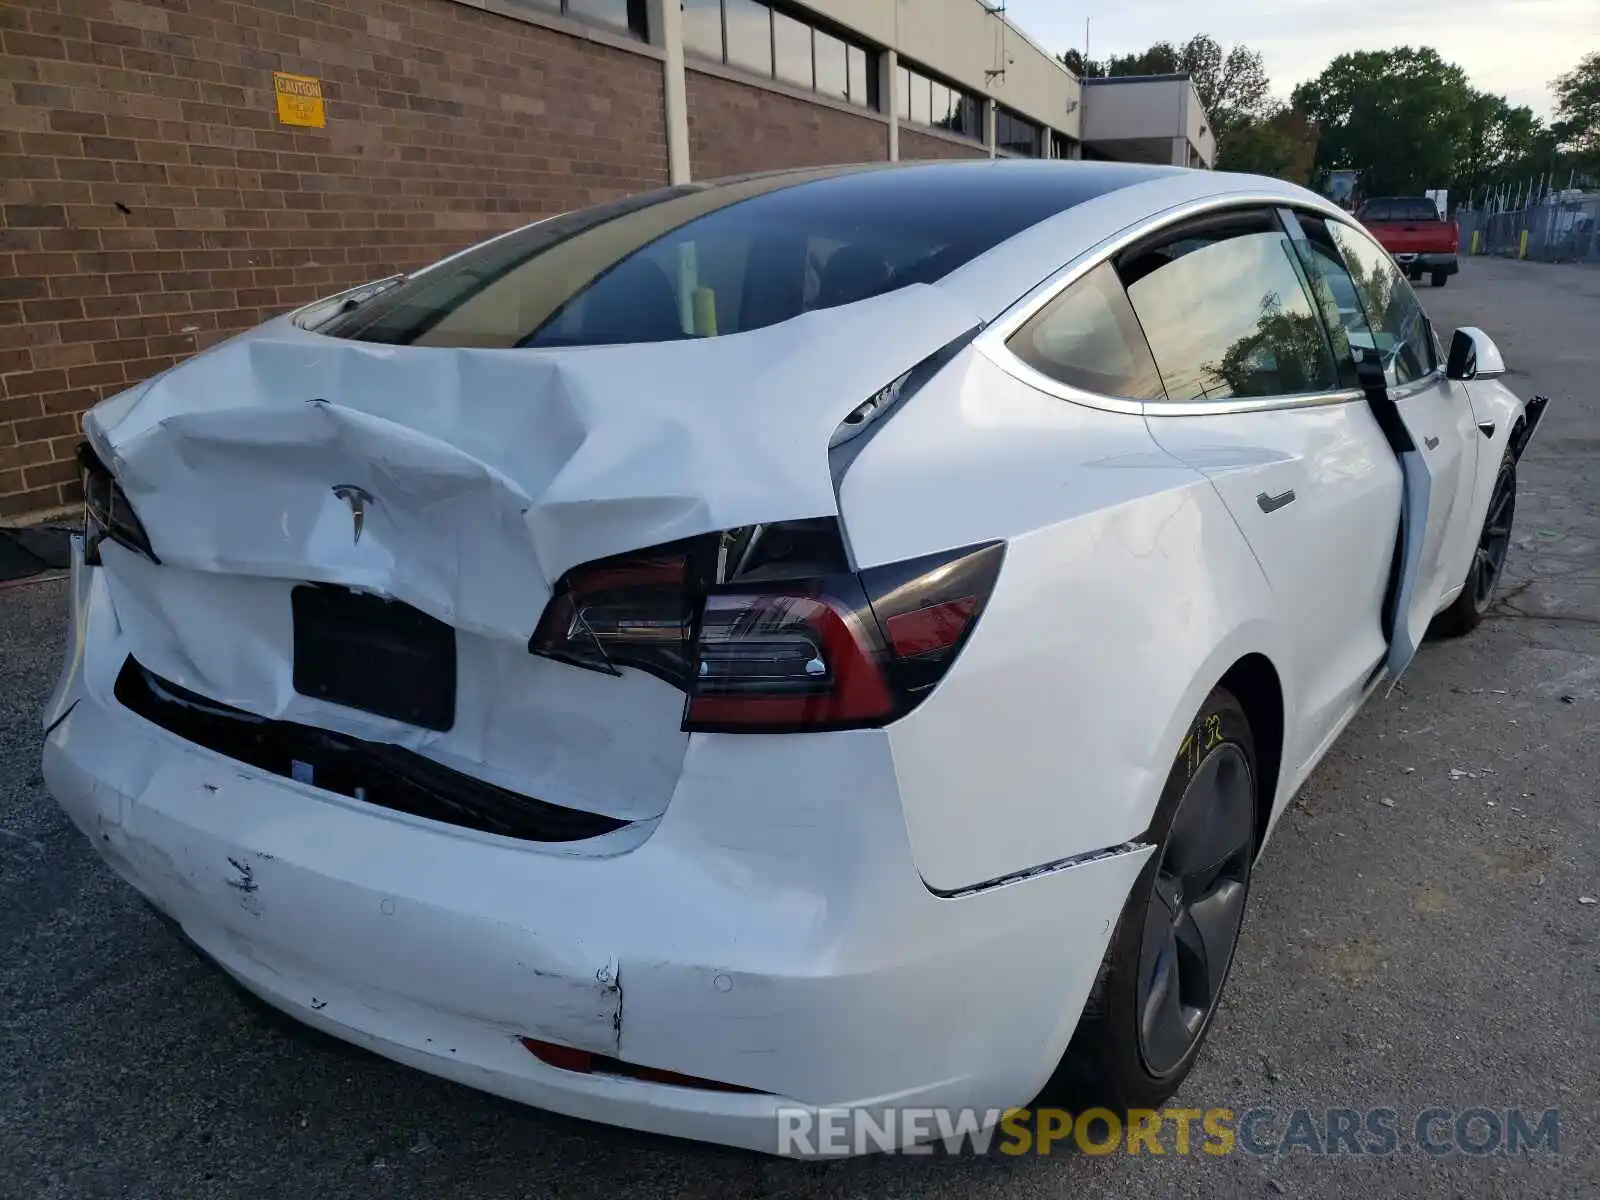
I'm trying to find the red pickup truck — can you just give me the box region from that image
[1355,197,1460,287]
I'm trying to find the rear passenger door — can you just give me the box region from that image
[1119,208,1403,776]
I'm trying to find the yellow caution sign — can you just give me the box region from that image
[273,72,325,128]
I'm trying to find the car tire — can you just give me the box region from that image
[1036,686,1258,1115]
[1431,271,1449,287]
[1431,453,1516,638]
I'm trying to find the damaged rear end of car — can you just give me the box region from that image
[43,163,1162,1152]
[70,274,989,838]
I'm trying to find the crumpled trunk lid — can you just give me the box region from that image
[86,284,979,825]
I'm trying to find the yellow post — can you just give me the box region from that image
[1518,229,1528,259]
[1470,230,1480,256]
[691,287,717,337]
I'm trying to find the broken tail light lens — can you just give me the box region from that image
[529,544,697,687]
[78,442,158,565]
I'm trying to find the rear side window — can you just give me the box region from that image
[323,163,1111,349]
[1119,213,1340,401]
[1326,220,1435,387]
[1006,262,1165,400]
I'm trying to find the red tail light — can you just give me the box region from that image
[687,579,895,730]
[531,524,1003,733]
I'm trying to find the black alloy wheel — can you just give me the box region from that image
[1432,453,1518,639]
[1135,740,1255,1075]
[1472,460,1517,613]
[1040,688,1259,1113]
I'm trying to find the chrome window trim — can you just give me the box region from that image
[975,189,1372,419]
[1151,388,1367,417]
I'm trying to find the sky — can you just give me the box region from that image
[1002,0,1599,118]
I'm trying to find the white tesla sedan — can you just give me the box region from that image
[44,161,1545,1153]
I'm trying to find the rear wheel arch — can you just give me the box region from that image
[1215,652,1284,857]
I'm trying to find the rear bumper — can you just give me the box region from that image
[1392,251,1458,274]
[42,540,1150,1153]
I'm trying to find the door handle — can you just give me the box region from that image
[1424,435,1440,449]
[1477,421,1496,438]
[1257,489,1296,514]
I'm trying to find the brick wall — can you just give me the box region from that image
[686,68,886,181]
[900,126,987,161]
[0,0,669,518]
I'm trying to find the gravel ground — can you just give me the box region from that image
[2,256,1597,1198]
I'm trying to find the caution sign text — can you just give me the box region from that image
[273,72,325,128]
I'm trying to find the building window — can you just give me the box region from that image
[909,70,931,126]
[899,62,984,143]
[723,0,772,76]
[683,0,722,58]
[996,106,1042,157]
[772,10,812,88]
[685,1,878,110]
[814,30,848,101]
[846,44,868,106]
[515,0,648,39]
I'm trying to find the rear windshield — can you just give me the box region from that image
[321,162,1125,349]
[1358,198,1440,222]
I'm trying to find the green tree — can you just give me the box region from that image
[1218,104,1319,182]
[1176,34,1271,131]
[1056,48,1102,77]
[1058,41,1181,79]
[1108,41,1180,78]
[1552,52,1600,172]
[1455,92,1557,201]
[1292,47,1477,195]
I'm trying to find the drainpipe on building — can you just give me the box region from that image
[652,0,691,183]
[986,99,997,159]
[884,49,899,162]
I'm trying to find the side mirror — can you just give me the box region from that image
[1446,327,1506,381]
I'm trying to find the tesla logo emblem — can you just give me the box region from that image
[331,484,374,543]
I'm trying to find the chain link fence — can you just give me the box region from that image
[1455,194,1600,264]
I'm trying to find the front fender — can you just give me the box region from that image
[1458,379,1541,566]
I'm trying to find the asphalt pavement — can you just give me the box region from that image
[2,256,1597,1198]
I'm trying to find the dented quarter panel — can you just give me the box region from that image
[841,353,1287,891]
